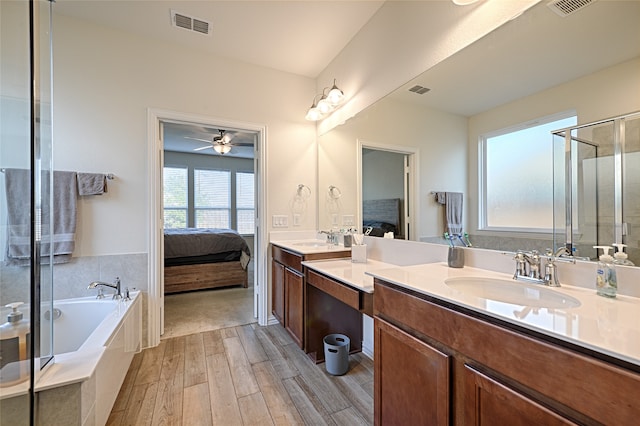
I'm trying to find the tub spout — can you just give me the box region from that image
[88,277,122,299]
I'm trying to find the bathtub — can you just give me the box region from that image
[0,292,142,425]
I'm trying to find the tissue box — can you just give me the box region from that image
[351,244,367,263]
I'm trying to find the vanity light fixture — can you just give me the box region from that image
[213,144,232,155]
[451,0,480,5]
[305,79,345,121]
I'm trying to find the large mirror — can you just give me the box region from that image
[318,0,640,264]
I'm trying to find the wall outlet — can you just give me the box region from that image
[331,213,339,226]
[293,214,301,226]
[343,215,354,226]
[272,215,288,228]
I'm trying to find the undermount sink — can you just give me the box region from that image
[444,277,581,309]
[293,241,328,248]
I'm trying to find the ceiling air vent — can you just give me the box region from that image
[170,10,212,36]
[547,0,596,17]
[409,85,430,95]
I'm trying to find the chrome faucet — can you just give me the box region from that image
[88,277,122,299]
[513,250,566,287]
[319,230,339,245]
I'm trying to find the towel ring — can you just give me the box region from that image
[328,185,342,199]
[296,184,311,199]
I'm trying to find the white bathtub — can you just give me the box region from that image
[24,293,141,425]
[40,297,128,355]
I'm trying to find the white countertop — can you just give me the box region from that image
[302,259,396,294]
[366,263,640,368]
[272,239,351,255]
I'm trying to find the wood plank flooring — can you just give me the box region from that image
[108,324,373,425]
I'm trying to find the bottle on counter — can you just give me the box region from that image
[0,302,30,387]
[593,246,617,298]
[612,243,635,266]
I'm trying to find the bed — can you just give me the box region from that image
[362,198,403,238]
[163,228,251,294]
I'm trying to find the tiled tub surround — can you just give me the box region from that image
[1,253,150,349]
[0,292,142,425]
[0,253,148,303]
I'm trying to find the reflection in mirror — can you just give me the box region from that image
[552,112,640,265]
[362,148,411,240]
[317,0,640,266]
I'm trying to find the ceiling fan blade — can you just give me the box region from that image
[230,143,254,147]
[185,136,212,143]
[194,145,211,151]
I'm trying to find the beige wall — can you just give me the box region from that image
[52,14,318,258]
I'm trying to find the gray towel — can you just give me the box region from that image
[4,169,31,263]
[4,169,77,265]
[77,172,107,195]
[435,191,463,235]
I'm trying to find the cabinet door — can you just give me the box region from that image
[284,267,304,348]
[272,260,285,323]
[463,365,578,425]
[374,318,450,426]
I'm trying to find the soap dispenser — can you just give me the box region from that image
[612,243,635,266]
[0,302,30,386]
[593,246,617,298]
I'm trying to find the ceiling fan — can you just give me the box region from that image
[185,129,251,155]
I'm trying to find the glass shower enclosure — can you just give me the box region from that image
[553,111,640,265]
[1,0,55,424]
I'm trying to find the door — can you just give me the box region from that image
[374,318,450,425]
[463,365,577,425]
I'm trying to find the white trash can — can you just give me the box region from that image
[323,334,350,376]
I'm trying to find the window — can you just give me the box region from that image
[163,167,187,228]
[236,172,255,234]
[481,113,576,231]
[162,166,255,235]
[195,169,230,228]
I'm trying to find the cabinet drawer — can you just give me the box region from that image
[272,245,302,272]
[307,269,360,310]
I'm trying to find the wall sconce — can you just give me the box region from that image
[305,79,345,121]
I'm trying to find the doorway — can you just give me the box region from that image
[147,109,268,348]
[357,140,418,241]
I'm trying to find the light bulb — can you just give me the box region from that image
[305,106,322,121]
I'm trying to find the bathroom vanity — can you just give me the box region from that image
[271,241,350,348]
[369,263,640,425]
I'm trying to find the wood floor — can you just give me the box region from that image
[107,324,374,425]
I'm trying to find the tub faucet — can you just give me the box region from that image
[88,277,122,299]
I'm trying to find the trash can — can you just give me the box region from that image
[323,334,350,376]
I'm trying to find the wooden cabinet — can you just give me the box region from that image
[374,279,640,425]
[463,365,577,425]
[271,260,285,323]
[374,318,450,425]
[284,267,304,348]
[271,244,349,349]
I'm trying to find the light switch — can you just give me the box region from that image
[331,214,339,226]
[293,214,301,226]
[272,215,288,228]
[343,215,354,226]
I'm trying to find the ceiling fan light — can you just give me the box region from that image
[213,144,231,154]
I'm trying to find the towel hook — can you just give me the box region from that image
[296,184,311,199]
[328,185,342,199]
